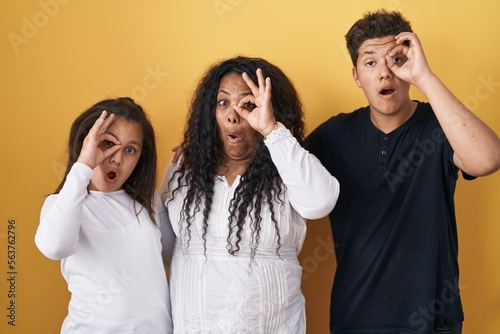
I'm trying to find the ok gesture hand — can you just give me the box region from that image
[77,111,122,169]
[386,32,433,87]
[234,68,277,137]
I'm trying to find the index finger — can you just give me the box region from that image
[394,32,421,46]
[387,43,409,57]
[256,68,266,92]
[241,72,259,97]
[90,110,116,136]
[100,110,117,132]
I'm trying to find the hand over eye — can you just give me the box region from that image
[243,102,256,110]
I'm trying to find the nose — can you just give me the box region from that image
[226,104,240,124]
[110,149,122,165]
[379,62,393,80]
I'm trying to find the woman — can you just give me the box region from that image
[160,56,339,333]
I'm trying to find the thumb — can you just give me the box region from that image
[102,144,122,160]
[234,104,250,121]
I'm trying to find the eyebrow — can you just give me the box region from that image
[104,132,143,147]
[388,45,398,54]
[360,45,399,60]
[104,132,120,141]
[126,140,142,147]
[217,89,252,98]
[360,50,376,57]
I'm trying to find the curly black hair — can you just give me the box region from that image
[170,56,305,259]
[346,9,413,66]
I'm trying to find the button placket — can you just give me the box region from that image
[378,134,391,170]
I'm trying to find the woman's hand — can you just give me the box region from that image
[235,68,276,137]
[171,144,185,169]
[77,110,121,169]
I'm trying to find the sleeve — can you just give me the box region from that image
[447,138,476,181]
[154,193,175,268]
[158,156,181,205]
[34,162,92,260]
[264,126,340,220]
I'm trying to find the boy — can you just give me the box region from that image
[307,10,500,334]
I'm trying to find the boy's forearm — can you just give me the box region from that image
[417,74,500,176]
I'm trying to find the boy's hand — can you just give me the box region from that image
[386,32,434,87]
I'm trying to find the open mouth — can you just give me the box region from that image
[227,133,240,141]
[380,88,395,95]
[107,171,117,180]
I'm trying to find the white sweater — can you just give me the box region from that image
[35,162,174,333]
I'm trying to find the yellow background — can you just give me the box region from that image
[1,1,499,333]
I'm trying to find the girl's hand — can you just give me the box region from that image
[234,68,276,137]
[77,111,121,169]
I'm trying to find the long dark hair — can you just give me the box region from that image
[170,56,305,258]
[56,97,158,224]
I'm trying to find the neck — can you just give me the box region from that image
[217,158,250,186]
[370,100,418,134]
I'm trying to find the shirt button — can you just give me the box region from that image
[381,150,387,155]
[383,136,389,141]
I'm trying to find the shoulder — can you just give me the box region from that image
[318,106,367,128]
[306,106,368,154]
[159,159,182,203]
[414,101,435,119]
[410,101,443,132]
[40,193,59,212]
[309,106,368,139]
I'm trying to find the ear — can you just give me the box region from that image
[352,66,362,88]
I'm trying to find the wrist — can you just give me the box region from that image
[264,122,285,139]
[413,70,436,90]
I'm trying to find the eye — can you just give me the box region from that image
[365,61,375,67]
[392,55,407,65]
[103,140,114,148]
[125,147,136,154]
[244,102,256,110]
[218,100,228,107]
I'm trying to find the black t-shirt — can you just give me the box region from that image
[307,102,468,333]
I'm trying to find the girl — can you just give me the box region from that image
[35,97,174,333]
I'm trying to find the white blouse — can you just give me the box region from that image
[161,126,339,333]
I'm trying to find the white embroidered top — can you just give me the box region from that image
[160,127,340,333]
